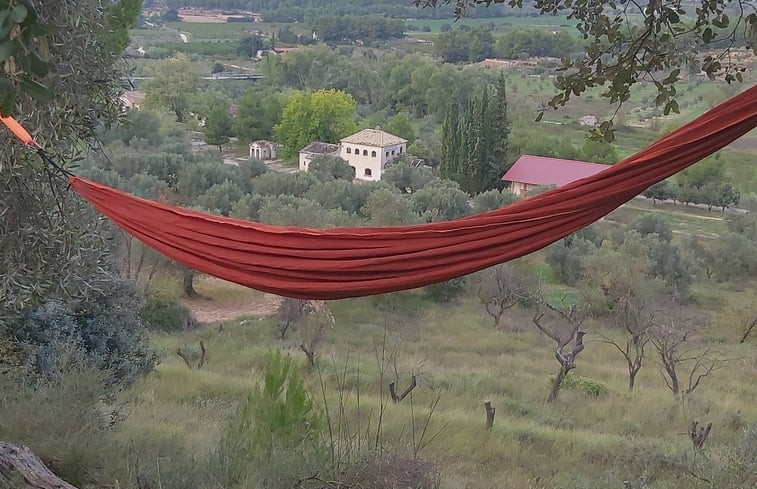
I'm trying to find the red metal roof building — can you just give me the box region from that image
[502,155,610,197]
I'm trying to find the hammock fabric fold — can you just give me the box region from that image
[40,85,757,298]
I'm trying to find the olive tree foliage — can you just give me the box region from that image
[11,276,156,385]
[411,178,470,222]
[382,162,434,194]
[307,155,355,182]
[1,1,137,329]
[473,188,518,212]
[0,0,139,114]
[417,0,756,141]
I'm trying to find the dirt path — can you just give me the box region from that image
[178,277,282,323]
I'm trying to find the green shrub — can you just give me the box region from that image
[220,351,326,487]
[11,276,156,385]
[424,277,467,302]
[140,292,198,332]
[548,374,609,397]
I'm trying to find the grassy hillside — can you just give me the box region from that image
[118,263,756,488]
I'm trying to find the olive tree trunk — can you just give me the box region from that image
[0,442,78,489]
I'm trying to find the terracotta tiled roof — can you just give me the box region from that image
[502,155,610,187]
[301,141,340,154]
[341,128,406,147]
[120,90,145,105]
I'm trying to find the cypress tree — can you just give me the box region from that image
[440,103,460,181]
[489,71,510,188]
[458,97,477,192]
[441,75,510,194]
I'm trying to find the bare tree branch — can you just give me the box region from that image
[176,348,193,369]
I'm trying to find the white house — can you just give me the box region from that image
[249,140,278,160]
[299,142,340,171]
[339,128,407,181]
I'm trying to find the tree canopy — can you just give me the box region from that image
[418,0,756,140]
[1,1,140,328]
[204,107,233,151]
[144,54,201,122]
[274,89,357,157]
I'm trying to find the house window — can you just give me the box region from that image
[385,151,389,157]
[371,150,376,157]
[363,149,368,156]
[346,147,351,154]
[399,147,403,154]
[391,150,395,155]
[364,168,372,177]
[350,165,357,174]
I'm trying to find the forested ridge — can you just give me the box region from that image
[153,0,514,19]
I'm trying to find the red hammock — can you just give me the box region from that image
[5,86,757,299]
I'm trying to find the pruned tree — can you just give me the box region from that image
[299,300,334,369]
[476,263,530,329]
[176,341,207,370]
[731,299,757,344]
[598,295,656,392]
[530,289,590,402]
[389,374,417,403]
[650,310,726,398]
[689,421,713,452]
[277,297,308,340]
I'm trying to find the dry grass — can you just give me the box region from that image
[110,270,757,488]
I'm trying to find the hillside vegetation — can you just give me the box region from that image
[2,2,756,489]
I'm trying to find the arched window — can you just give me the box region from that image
[371,150,377,157]
[364,168,372,177]
[363,149,368,156]
[346,147,351,154]
[350,165,357,174]
[399,146,403,154]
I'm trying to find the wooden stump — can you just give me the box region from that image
[0,442,78,489]
[484,400,496,430]
[389,374,417,403]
